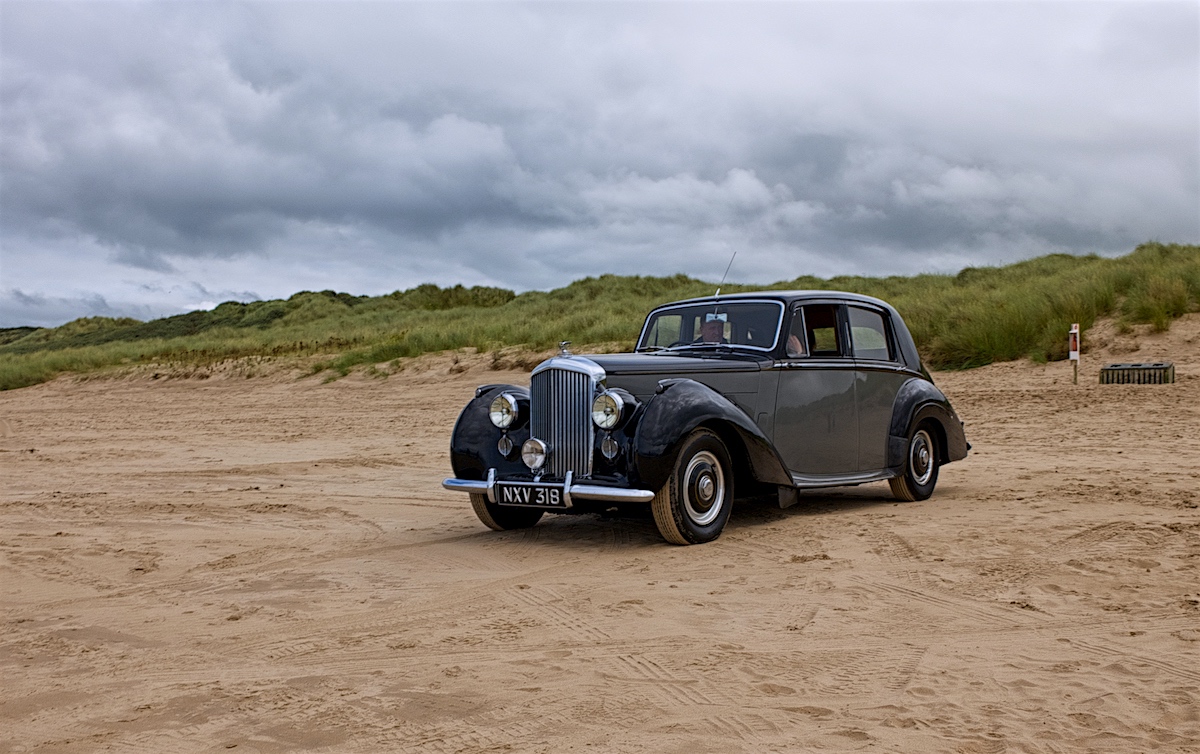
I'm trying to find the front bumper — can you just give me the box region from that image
[442,469,655,508]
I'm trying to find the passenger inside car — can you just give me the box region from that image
[786,315,807,357]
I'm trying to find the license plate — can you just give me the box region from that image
[494,482,566,508]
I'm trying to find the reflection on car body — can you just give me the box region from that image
[443,291,968,545]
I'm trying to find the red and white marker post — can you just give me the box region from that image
[1068,323,1080,384]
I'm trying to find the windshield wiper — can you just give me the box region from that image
[666,342,736,352]
[635,345,667,352]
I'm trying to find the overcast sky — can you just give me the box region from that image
[2,1,1197,327]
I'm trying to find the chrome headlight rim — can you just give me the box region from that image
[489,392,520,429]
[591,390,625,430]
[521,437,548,471]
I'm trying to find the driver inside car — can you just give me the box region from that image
[697,319,727,344]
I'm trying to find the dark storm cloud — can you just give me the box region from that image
[1,1,1197,326]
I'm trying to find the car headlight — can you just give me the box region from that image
[592,391,625,430]
[489,392,519,429]
[521,437,548,470]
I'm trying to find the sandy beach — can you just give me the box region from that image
[2,316,1198,753]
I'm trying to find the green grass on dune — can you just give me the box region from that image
[2,242,1197,390]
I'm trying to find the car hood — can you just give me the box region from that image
[586,351,769,376]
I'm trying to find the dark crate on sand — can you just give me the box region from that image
[1099,362,1175,384]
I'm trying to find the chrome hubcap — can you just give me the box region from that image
[683,451,725,526]
[910,430,934,486]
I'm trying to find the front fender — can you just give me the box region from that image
[887,378,969,468]
[449,384,531,481]
[634,378,792,492]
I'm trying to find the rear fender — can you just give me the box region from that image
[887,378,969,468]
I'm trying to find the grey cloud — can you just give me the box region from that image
[1,289,144,328]
[0,280,264,329]
[1,1,1197,327]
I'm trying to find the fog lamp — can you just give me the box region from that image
[601,434,620,460]
[521,437,548,470]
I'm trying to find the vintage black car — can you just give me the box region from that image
[443,291,968,545]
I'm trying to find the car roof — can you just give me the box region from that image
[653,290,892,309]
[644,289,924,372]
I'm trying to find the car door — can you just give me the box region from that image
[772,302,859,476]
[849,304,910,472]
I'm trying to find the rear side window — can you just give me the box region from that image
[800,304,843,357]
[848,306,892,361]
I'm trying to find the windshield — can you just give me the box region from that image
[637,300,784,352]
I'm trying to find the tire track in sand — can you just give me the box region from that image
[507,584,611,642]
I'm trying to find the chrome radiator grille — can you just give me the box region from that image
[531,367,594,478]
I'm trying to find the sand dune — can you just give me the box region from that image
[2,317,1198,753]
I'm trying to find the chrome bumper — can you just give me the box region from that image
[442,469,655,506]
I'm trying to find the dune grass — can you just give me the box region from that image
[2,242,1197,390]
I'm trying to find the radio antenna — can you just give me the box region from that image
[714,251,737,300]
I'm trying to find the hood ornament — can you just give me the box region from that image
[558,341,572,356]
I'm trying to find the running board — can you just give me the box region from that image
[779,469,898,508]
[789,469,896,490]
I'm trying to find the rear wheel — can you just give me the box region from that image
[889,424,939,502]
[470,493,544,531]
[652,429,733,545]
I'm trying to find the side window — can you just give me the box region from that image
[785,310,807,357]
[645,314,682,347]
[801,304,843,357]
[848,306,893,361]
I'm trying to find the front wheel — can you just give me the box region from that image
[889,424,939,502]
[470,493,544,531]
[652,429,733,545]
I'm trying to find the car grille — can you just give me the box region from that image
[531,367,594,478]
